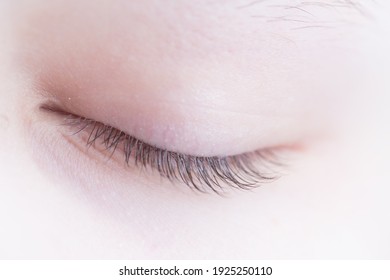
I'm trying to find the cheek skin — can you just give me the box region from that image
[9,0,352,156]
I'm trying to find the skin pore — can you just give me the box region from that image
[0,0,389,258]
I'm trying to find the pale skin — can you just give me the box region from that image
[0,0,389,258]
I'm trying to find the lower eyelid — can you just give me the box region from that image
[61,126,125,167]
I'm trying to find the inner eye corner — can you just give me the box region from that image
[38,101,69,116]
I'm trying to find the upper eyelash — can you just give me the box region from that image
[41,103,281,194]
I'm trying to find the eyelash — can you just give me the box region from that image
[41,104,281,194]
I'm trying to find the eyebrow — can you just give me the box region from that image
[237,0,373,31]
[238,0,367,10]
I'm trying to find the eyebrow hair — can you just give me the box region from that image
[238,0,373,30]
[238,0,369,12]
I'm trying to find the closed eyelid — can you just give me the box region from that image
[39,103,283,194]
[15,0,329,164]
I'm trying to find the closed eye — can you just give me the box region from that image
[40,103,283,194]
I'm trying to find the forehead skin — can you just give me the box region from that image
[9,0,367,155]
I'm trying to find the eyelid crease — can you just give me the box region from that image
[40,103,283,194]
